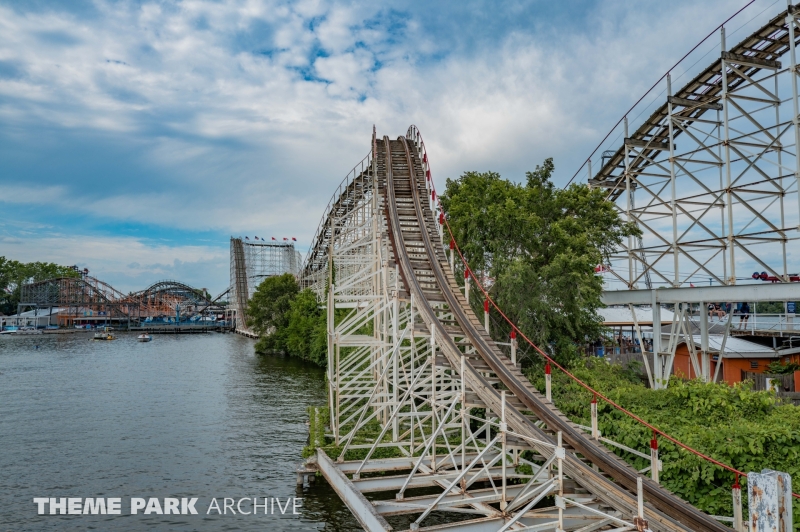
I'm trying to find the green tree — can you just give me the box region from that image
[247,273,299,353]
[440,161,638,363]
[284,289,328,366]
[755,301,787,314]
[0,256,80,315]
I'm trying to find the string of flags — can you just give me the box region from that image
[243,236,298,242]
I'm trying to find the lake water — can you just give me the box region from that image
[0,332,360,531]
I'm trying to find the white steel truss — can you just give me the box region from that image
[591,4,800,389]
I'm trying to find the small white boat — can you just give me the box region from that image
[137,334,152,342]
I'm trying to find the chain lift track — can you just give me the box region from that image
[302,129,737,532]
[300,5,800,528]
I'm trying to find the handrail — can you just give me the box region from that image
[301,150,372,278]
[408,123,800,500]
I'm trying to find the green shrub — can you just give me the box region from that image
[527,359,800,523]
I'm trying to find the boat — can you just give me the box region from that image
[137,334,152,342]
[92,333,115,341]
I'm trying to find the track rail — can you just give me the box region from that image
[592,3,800,198]
[382,135,729,531]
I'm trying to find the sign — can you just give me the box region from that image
[788,301,796,314]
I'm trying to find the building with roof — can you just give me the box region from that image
[599,305,800,391]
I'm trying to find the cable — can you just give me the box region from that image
[565,0,757,187]
[413,125,800,500]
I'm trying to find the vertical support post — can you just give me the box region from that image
[392,293,400,440]
[557,431,564,532]
[732,475,743,532]
[637,477,645,519]
[460,355,466,484]
[410,294,415,454]
[747,470,793,532]
[500,391,507,511]
[721,26,737,285]
[464,269,470,303]
[624,117,634,289]
[545,361,552,402]
[590,394,599,439]
[449,239,455,272]
[510,330,517,366]
[774,67,789,282]
[789,6,800,230]
[650,431,660,484]
[652,290,662,389]
[327,235,337,443]
[700,301,710,382]
[484,299,490,334]
[430,326,437,471]
[667,74,679,287]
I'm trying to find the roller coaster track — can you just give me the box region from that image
[301,8,800,527]
[230,237,251,333]
[302,127,742,531]
[584,3,800,295]
[593,4,800,201]
[19,276,216,319]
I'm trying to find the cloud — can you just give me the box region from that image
[2,231,228,293]
[0,0,792,287]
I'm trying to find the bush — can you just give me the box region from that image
[526,359,800,522]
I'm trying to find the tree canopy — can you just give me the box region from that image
[0,256,81,315]
[440,160,638,363]
[247,273,327,366]
[247,273,299,352]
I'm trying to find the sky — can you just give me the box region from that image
[0,0,789,294]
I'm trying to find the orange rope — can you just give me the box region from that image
[412,126,800,499]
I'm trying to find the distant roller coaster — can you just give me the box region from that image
[18,275,222,326]
[229,237,301,336]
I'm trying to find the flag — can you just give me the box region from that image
[245,236,249,240]
[690,283,695,287]
[283,238,288,241]
[272,237,276,241]
[291,237,296,241]
[254,236,258,239]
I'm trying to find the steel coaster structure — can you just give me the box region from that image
[301,126,741,532]
[588,2,800,389]
[229,237,301,335]
[19,276,216,324]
